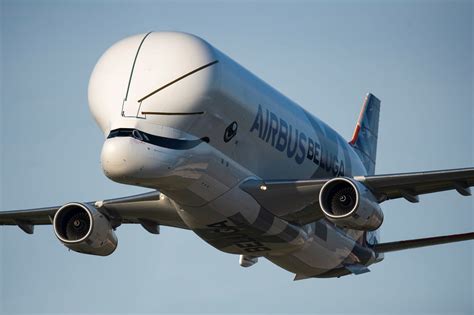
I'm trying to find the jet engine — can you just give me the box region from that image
[53,202,118,256]
[319,177,383,231]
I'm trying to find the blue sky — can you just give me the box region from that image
[1,0,472,314]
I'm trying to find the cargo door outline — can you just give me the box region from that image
[121,31,152,118]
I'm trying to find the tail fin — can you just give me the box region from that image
[349,93,381,175]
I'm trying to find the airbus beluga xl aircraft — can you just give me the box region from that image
[1,32,473,280]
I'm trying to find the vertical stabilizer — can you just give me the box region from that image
[349,93,381,175]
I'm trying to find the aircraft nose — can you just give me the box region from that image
[101,137,145,183]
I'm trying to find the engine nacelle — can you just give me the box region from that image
[53,202,118,256]
[319,177,383,231]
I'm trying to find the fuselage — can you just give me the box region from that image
[89,31,380,278]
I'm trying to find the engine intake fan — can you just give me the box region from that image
[319,178,383,231]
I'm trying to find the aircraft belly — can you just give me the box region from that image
[176,184,309,255]
[267,221,375,278]
[173,180,375,279]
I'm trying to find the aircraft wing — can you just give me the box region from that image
[355,167,474,203]
[240,167,474,224]
[0,191,188,234]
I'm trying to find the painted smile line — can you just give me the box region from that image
[107,128,209,150]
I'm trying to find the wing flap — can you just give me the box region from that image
[373,232,474,253]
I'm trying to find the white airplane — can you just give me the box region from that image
[1,31,473,280]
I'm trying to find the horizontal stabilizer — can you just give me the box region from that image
[373,232,474,253]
